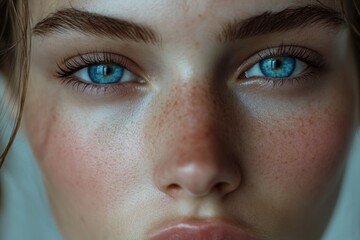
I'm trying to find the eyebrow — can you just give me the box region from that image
[33,5,345,45]
[218,4,345,42]
[32,8,161,45]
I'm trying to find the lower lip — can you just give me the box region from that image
[148,220,256,240]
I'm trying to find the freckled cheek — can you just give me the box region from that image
[252,108,354,199]
[27,113,144,213]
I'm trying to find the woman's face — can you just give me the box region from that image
[24,0,358,239]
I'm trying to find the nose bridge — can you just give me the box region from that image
[154,81,220,159]
[152,81,241,199]
[165,81,218,134]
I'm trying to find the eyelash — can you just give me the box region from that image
[55,45,325,95]
[239,44,325,88]
[56,51,145,95]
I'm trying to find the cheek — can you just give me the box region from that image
[239,87,357,222]
[219,70,358,236]
[255,109,351,192]
[23,91,149,233]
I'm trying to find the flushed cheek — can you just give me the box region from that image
[226,80,358,237]
[24,100,148,236]
[256,110,351,194]
[245,99,356,224]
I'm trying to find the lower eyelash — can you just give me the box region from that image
[55,51,146,95]
[262,68,322,89]
[56,45,324,94]
[59,76,112,94]
[237,43,326,89]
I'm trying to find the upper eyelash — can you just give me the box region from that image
[254,44,325,68]
[236,44,326,89]
[55,51,133,79]
[56,45,323,80]
[55,44,324,95]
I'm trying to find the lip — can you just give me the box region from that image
[148,219,256,240]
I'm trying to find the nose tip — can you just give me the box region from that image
[155,148,242,199]
[169,162,241,198]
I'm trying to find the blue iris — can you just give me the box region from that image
[259,57,296,78]
[88,64,124,84]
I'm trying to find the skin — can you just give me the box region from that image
[23,0,358,239]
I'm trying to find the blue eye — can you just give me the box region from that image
[74,64,137,84]
[88,64,124,84]
[245,57,307,79]
[260,57,295,78]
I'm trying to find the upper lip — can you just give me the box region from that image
[147,218,257,240]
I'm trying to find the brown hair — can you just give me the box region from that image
[0,0,359,167]
[341,0,360,66]
[0,0,29,168]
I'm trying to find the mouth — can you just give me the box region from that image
[147,219,257,240]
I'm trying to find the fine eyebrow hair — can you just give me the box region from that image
[218,4,346,42]
[33,5,345,45]
[32,8,161,45]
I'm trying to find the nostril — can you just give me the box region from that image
[214,182,226,191]
[166,184,181,195]
[166,181,238,198]
[155,152,242,199]
[167,183,181,190]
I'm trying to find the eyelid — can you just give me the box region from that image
[55,51,150,95]
[56,51,146,81]
[235,45,325,79]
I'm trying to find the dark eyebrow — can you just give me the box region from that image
[32,8,161,45]
[218,4,345,42]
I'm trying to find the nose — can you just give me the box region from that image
[152,83,241,199]
[155,144,242,198]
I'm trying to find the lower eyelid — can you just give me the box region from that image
[241,70,321,90]
[236,45,324,79]
[56,51,145,80]
[60,75,147,96]
[73,65,138,85]
[243,58,309,80]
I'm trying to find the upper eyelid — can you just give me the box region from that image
[256,45,318,60]
[56,51,144,79]
[55,46,323,82]
[230,45,325,81]
[59,51,131,66]
[239,45,323,69]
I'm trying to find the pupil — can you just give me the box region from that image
[103,65,113,76]
[272,58,283,70]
